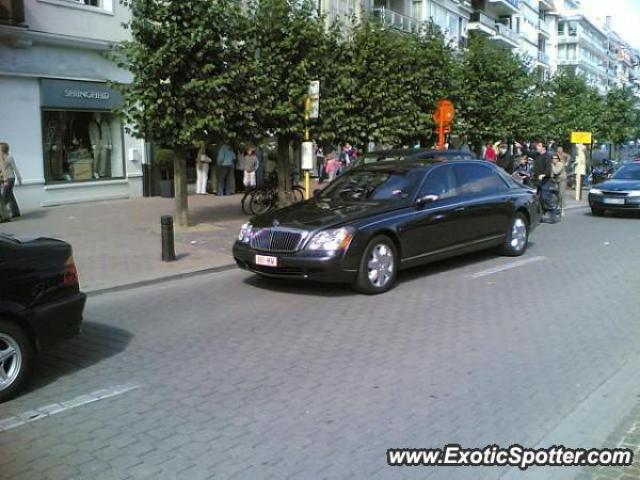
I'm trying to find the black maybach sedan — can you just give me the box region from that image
[233,153,542,294]
[0,233,86,401]
[588,162,640,216]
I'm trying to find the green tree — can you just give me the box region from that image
[547,71,603,145]
[247,0,328,204]
[116,0,254,226]
[600,86,639,158]
[455,35,532,153]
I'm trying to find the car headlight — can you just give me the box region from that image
[238,223,253,243]
[589,188,602,195]
[627,190,640,197]
[306,227,354,252]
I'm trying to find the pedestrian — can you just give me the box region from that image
[234,148,245,194]
[551,153,567,215]
[512,154,532,185]
[325,154,339,182]
[497,142,514,174]
[216,143,235,196]
[316,146,325,182]
[243,147,259,189]
[533,142,552,185]
[0,142,22,222]
[195,143,212,195]
[484,142,497,163]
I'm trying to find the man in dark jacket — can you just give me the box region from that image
[533,142,552,182]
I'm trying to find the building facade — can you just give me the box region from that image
[0,0,145,210]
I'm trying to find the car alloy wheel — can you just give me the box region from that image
[500,213,528,257]
[354,235,398,294]
[0,333,21,391]
[510,217,527,252]
[0,321,31,402]
[368,243,394,288]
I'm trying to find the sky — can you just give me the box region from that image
[580,0,640,49]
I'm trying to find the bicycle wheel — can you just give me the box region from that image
[250,189,274,215]
[292,185,305,203]
[241,188,255,215]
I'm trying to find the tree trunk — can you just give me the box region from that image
[174,149,189,227]
[276,136,292,207]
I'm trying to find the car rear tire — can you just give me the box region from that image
[500,213,529,257]
[353,235,398,294]
[0,320,32,403]
[591,207,605,217]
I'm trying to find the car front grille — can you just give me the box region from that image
[601,191,629,197]
[250,228,307,253]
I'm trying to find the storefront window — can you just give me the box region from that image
[42,110,124,183]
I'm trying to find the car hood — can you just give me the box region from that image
[251,199,404,230]
[595,179,640,191]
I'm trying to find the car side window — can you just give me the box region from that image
[418,165,458,200]
[454,164,509,195]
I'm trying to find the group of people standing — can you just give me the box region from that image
[316,143,358,183]
[0,142,22,223]
[194,143,260,196]
[483,140,578,214]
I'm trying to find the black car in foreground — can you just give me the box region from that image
[0,233,86,401]
[588,162,640,216]
[233,154,541,294]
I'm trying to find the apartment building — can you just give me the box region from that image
[0,0,145,210]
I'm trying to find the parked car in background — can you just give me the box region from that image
[0,234,86,402]
[234,153,541,294]
[588,162,640,216]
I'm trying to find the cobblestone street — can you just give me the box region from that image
[1,207,639,480]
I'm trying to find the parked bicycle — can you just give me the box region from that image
[241,171,305,215]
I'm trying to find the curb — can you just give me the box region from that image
[85,263,237,297]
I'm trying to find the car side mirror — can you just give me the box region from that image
[415,194,439,207]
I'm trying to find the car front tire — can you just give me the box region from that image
[353,235,398,294]
[0,320,32,403]
[500,213,529,257]
[591,207,605,217]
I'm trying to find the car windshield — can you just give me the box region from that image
[612,163,640,180]
[319,169,422,202]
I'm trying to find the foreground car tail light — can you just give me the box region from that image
[64,256,79,287]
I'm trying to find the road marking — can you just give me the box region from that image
[0,383,139,433]
[466,256,546,279]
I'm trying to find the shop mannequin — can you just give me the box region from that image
[44,112,67,180]
[89,112,112,178]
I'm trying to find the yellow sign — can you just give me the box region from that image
[571,131,592,144]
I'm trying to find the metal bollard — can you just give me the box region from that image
[161,215,176,262]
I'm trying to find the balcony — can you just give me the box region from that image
[487,0,520,15]
[538,0,553,11]
[0,0,25,25]
[493,22,519,48]
[538,20,550,38]
[371,7,420,34]
[467,11,497,36]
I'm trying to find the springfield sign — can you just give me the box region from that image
[41,79,123,110]
[63,89,110,100]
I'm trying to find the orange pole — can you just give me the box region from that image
[437,117,445,150]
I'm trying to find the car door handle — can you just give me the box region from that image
[454,206,466,212]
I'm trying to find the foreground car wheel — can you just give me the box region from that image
[0,320,32,403]
[591,207,605,217]
[500,213,529,257]
[354,236,398,294]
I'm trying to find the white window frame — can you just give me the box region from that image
[37,0,115,15]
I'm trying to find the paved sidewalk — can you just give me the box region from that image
[0,193,250,292]
[0,186,588,292]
